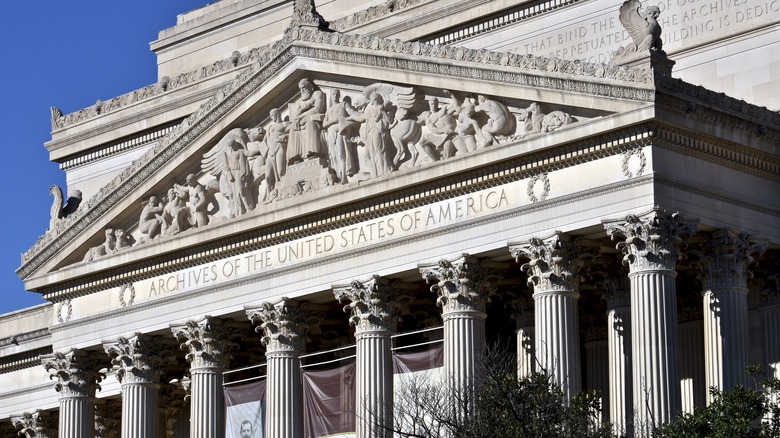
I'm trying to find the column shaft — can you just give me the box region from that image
[585,339,609,425]
[703,288,749,397]
[121,383,160,438]
[630,270,681,427]
[534,291,581,398]
[356,331,393,437]
[443,311,486,401]
[607,306,632,434]
[678,320,705,413]
[59,397,95,438]
[265,352,302,438]
[516,326,535,378]
[190,368,224,437]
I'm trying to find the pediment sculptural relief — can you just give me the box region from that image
[82,77,584,261]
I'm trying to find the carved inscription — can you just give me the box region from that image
[510,0,778,63]
[143,187,510,298]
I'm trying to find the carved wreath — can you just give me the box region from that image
[621,148,646,178]
[56,300,72,324]
[527,173,550,203]
[119,283,136,308]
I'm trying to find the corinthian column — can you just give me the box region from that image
[103,333,169,438]
[246,298,321,438]
[171,316,237,438]
[509,232,586,400]
[42,349,105,438]
[333,276,411,438]
[11,410,58,438]
[419,253,505,415]
[696,229,765,400]
[604,209,697,430]
[603,276,633,435]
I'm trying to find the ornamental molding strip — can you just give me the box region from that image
[19,24,660,279]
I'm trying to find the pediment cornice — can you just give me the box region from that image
[20,26,660,280]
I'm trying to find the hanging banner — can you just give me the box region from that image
[303,360,357,438]
[225,379,266,438]
[393,344,444,374]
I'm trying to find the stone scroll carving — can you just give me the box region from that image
[80,77,587,261]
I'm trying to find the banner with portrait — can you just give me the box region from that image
[302,360,356,438]
[225,379,266,438]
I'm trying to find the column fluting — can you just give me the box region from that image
[171,316,237,438]
[604,209,697,432]
[696,229,765,400]
[509,232,587,400]
[419,253,505,418]
[334,276,410,438]
[247,298,322,438]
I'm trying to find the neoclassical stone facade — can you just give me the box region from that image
[2,1,778,437]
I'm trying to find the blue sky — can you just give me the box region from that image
[0,1,209,315]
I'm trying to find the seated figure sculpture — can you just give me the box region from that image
[139,195,165,240]
[287,78,327,164]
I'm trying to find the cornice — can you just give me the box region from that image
[0,328,50,348]
[40,123,652,300]
[0,347,53,375]
[50,176,655,333]
[655,76,780,142]
[0,382,55,401]
[654,175,780,219]
[653,124,780,182]
[20,26,655,279]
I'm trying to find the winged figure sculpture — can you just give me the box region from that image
[619,0,663,52]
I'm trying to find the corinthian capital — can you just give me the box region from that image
[419,253,506,313]
[103,333,171,384]
[509,232,587,294]
[11,410,57,438]
[171,316,238,369]
[604,208,698,273]
[42,349,105,398]
[695,228,766,290]
[246,298,323,353]
[333,275,412,333]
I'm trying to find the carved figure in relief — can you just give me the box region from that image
[263,108,290,198]
[417,97,456,162]
[139,196,165,239]
[83,228,116,261]
[518,102,545,135]
[202,128,255,217]
[348,92,394,178]
[453,102,480,155]
[245,126,267,180]
[49,185,82,232]
[323,89,359,183]
[161,188,191,236]
[114,229,134,250]
[225,139,255,216]
[541,111,573,133]
[516,102,574,136]
[474,94,515,148]
[287,78,327,164]
[174,174,211,227]
[619,0,662,52]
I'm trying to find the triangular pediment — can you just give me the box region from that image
[20,26,658,288]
